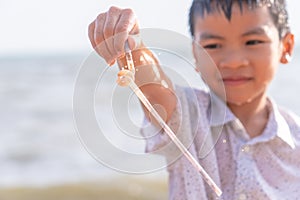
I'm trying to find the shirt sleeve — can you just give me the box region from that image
[140,93,182,153]
[140,86,201,161]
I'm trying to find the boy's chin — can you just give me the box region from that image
[208,86,265,107]
[225,96,257,107]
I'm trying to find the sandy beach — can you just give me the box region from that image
[0,176,168,200]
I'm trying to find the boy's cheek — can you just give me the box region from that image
[193,45,216,68]
[192,43,224,89]
[194,54,220,78]
[193,55,226,101]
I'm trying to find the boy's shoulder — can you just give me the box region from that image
[176,85,215,116]
[175,85,231,126]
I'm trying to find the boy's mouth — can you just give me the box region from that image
[221,76,253,86]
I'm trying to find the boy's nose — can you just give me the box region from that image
[219,50,249,69]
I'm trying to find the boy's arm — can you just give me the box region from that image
[88,6,177,123]
[117,44,177,123]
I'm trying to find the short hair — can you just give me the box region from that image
[189,0,290,39]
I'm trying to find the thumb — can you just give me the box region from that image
[127,34,142,51]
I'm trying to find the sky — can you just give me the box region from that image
[0,0,298,55]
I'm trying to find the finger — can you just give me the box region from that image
[94,13,114,64]
[88,21,96,49]
[114,8,138,54]
[94,13,106,45]
[103,6,122,57]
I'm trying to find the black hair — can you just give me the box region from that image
[189,0,290,39]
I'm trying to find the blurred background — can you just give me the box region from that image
[0,0,299,199]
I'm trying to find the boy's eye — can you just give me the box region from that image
[203,44,221,49]
[246,40,264,45]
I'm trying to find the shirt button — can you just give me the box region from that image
[238,193,247,200]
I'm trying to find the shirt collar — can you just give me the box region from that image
[268,98,296,149]
[209,94,296,149]
[240,98,296,148]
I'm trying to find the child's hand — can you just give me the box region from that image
[88,6,140,66]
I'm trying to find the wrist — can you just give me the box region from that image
[117,45,173,91]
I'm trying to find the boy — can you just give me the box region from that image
[88,0,300,199]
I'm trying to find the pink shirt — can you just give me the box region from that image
[141,86,300,200]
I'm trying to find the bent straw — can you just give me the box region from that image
[117,41,222,197]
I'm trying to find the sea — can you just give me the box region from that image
[0,46,299,188]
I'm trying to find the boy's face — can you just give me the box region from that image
[192,3,291,106]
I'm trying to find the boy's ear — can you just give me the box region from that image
[280,32,295,64]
